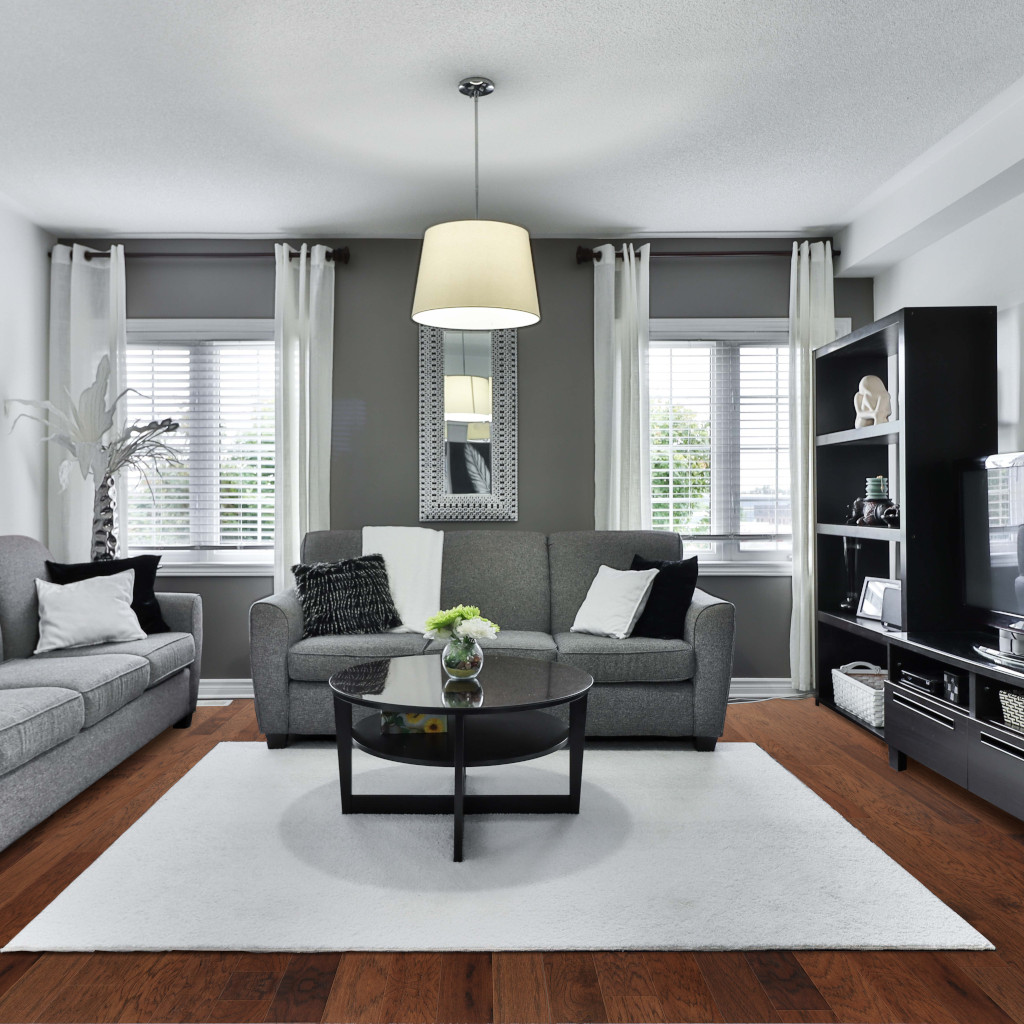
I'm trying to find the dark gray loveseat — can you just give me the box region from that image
[0,536,202,850]
[250,529,735,746]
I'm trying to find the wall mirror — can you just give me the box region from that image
[418,326,517,520]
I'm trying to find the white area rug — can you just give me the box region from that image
[3,742,992,952]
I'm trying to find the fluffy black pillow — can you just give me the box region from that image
[45,554,169,634]
[292,554,402,638]
[629,554,699,640]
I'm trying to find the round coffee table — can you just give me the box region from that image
[329,654,593,861]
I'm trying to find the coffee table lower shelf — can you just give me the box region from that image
[334,699,588,861]
[352,710,568,767]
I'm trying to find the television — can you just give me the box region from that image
[962,453,1024,652]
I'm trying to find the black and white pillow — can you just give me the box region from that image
[292,555,402,638]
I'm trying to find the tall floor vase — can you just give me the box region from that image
[91,472,117,561]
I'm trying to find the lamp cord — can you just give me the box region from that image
[474,93,479,219]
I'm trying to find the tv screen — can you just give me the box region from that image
[963,453,1024,618]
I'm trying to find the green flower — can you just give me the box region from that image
[424,604,481,639]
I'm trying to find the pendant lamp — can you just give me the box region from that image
[412,77,540,330]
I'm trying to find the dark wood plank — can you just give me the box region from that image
[206,998,277,1023]
[544,953,607,1024]
[643,953,723,1023]
[221,971,283,1001]
[0,954,40,1001]
[592,952,664,1023]
[38,953,167,1023]
[492,952,550,1024]
[947,950,1024,1023]
[322,952,393,1024]
[264,952,341,1023]
[379,952,442,1024]
[694,952,780,1023]
[745,951,832,1014]
[436,952,492,1023]
[777,1011,838,1023]
[0,953,89,1023]
[795,951,899,1023]
[148,952,240,1023]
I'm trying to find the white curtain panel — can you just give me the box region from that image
[274,244,335,591]
[47,243,127,562]
[789,240,835,692]
[593,242,652,530]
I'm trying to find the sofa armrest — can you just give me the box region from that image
[683,588,736,739]
[155,592,203,711]
[249,590,304,736]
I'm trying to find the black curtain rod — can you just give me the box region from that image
[50,247,350,264]
[576,244,839,264]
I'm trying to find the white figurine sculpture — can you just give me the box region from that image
[853,375,891,428]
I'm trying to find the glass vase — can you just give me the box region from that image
[441,637,484,679]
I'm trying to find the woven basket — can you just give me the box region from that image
[998,688,1024,731]
[832,661,887,728]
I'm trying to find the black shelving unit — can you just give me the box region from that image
[813,307,997,728]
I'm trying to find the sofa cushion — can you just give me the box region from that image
[35,633,196,689]
[425,630,557,661]
[0,686,85,777]
[553,632,694,683]
[0,654,150,728]
[288,633,429,681]
[440,532,551,632]
[548,531,683,633]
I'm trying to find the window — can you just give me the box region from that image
[648,318,794,570]
[124,319,276,570]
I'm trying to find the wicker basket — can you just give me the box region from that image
[998,688,1024,731]
[832,661,887,727]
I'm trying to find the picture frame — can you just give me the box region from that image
[857,576,901,621]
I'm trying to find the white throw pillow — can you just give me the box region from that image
[34,569,147,654]
[570,565,660,640]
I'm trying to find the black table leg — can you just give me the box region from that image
[568,693,587,813]
[333,698,353,813]
[454,713,466,862]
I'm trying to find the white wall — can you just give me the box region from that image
[873,189,1024,452]
[0,196,54,537]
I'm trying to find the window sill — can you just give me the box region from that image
[697,562,793,577]
[153,562,274,578]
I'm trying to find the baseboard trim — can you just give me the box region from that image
[729,677,793,700]
[198,679,254,700]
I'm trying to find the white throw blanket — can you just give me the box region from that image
[362,526,444,634]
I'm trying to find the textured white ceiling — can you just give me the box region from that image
[1,0,1024,237]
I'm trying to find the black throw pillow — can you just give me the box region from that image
[292,554,402,638]
[629,553,699,641]
[45,554,169,634]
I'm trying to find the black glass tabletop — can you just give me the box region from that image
[329,654,592,714]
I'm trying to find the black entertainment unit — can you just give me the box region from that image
[813,307,1024,823]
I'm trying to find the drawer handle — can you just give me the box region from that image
[892,691,955,729]
[979,732,1024,763]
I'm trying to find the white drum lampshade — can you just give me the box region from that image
[412,220,540,330]
[444,375,492,420]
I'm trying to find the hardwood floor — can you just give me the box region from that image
[1,698,1024,1022]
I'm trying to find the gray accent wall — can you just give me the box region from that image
[81,237,873,682]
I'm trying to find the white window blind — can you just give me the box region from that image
[649,324,791,564]
[124,320,275,566]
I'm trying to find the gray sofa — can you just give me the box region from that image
[0,536,202,851]
[250,529,735,746]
